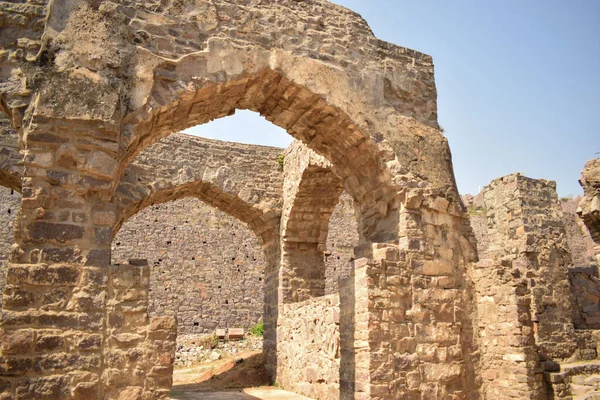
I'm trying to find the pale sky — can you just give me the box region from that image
[185,0,599,197]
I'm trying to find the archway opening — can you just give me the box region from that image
[116,63,399,397]
[121,66,398,245]
[112,195,272,390]
[182,109,293,149]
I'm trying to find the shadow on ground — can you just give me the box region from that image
[171,353,271,394]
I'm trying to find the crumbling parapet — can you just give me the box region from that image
[578,158,600,245]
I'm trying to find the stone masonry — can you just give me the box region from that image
[465,173,600,399]
[5,0,599,399]
[1,180,358,335]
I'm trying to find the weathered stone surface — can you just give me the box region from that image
[466,173,600,399]
[0,0,490,398]
[579,158,600,244]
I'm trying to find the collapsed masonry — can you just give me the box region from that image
[579,158,600,244]
[1,0,600,398]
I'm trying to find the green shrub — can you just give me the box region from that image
[467,206,487,217]
[249,322,264,336]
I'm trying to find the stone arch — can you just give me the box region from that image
[111,132,285,388]
[0,1,483,398]
[120,45,398,242]
[280,141,346,302]
[115,133,284,245]
[117,180,279,246]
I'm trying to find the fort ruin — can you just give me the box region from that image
[0,0,600,399]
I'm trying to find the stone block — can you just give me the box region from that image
[29,222,85,243]
[420,260,454,276]
[0,329,34,354]
[227,328,244,340]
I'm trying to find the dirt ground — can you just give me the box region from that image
[171,350,271,392]
[170,346,313,400]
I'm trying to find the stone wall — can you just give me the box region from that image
[104,261,176,400]
[468,174,577,399]
[277,294,341,400]
[0,186,19,309]
[1,183,359,335]
[561,198,598,268]
[112,197,266,335]
[465,189,600,333]
[0,0,485,397]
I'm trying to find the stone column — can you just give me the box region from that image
[262,239,281,379]
[0,137,117,398]
[339,259,371,400]
[0,76,122,399]
[472,174,576,399]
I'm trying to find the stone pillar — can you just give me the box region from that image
[0,76,122,398]
[395,192,475,400]
[262,239,281,379]
[0,127,119,399]
[104,260,176,400]
[472,174,577,399]
[337,191,476,400]
[339,259,371,400]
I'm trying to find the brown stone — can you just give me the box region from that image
[0,329,34,354]
[29,222,85,243]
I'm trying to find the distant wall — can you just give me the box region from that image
[112,197,267,334]
[0,185,360,335]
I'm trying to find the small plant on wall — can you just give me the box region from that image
[249,322,264,336]
[277,153,285,170]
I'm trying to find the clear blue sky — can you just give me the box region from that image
[185,0,600,197]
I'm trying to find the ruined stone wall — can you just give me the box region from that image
[561,198,600,329]
[0,0,479,397]
[561,198,598,269]
[104,261,176,400]
[277,294,341,400]
[469,174,578,399]
[579,158,600,244]
[112,197,266,335]
[112,193,358,334]
[466,189,600,333]
[0,182,359,336]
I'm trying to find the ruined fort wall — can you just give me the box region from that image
[112,194,357,335]
[112,197,267,335]
[0,184,358,336]
[465,189,600,332]
[466,174,600,399]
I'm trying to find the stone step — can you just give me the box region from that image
[545,360,600,399]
